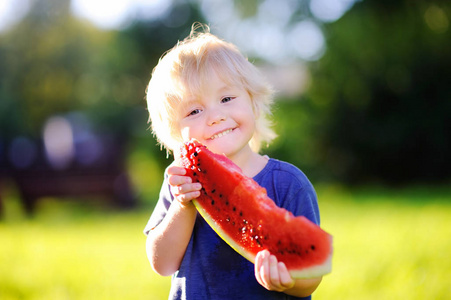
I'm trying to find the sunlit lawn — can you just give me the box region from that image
[0,193,171,300]
[1,184,450,299]
[315,184,451,300]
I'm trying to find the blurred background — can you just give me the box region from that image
[0,0,450,299]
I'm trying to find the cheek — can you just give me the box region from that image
[240,106,258,134]
[179,114,204,141]
[180,126,190,140]
[180,125,198,141]
[178,118,191,140]
[238,102,257,123]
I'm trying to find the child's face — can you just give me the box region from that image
[177,72,256,160]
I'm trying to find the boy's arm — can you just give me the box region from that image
[146,165,201,276]
[255,250,322,297]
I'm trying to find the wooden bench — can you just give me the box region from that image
[0,134,136,215]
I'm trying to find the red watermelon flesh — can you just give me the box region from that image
[179,140,333,279]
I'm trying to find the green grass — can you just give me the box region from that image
[0,195,171,300]
[315,184,451,300]
[1,184,450,299]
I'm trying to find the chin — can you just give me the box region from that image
[208,140,250,158]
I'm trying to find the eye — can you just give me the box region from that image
[187,108,201,117]
[221,96,234,103]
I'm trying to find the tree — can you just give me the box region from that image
[305,0,451,183]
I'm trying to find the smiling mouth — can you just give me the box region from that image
[209,129,233,140]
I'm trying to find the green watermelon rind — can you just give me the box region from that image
[192,198,333,279]
[192,198,255,264]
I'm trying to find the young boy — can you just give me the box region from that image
[144,24,323,299]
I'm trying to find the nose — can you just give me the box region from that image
[207,107,226,126]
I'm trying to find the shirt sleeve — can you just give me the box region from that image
[143,171,174,235]
[287,182,320,225]
[256,159,321,226]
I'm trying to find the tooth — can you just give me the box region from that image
[211,129,232,140]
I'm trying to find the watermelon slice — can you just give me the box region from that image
[179,140,333,279]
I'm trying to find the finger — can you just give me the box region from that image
[260,250,271,288]
[167,165,186,176]
[177,191,201,202]
[170,184,181,198]
[168,174,191,186]
[254,251,264,285]
[269,255,281,289]
[177,183,202,195]
[278,262,295,289]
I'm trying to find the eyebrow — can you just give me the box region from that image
[217,82,239,95]
[182,95,199,105]
[178,98,198,115]
[181,79,238,108]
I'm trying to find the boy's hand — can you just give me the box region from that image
[255,250,295,292]
[167,165,202,206]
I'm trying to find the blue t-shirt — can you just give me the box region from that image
[144,158,320,300]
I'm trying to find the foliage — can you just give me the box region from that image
[0,0,205,145]
[265,99,325,180]
[0,0,139,138]
[1,0,450,186]
[304,1,451,183]
[0,0,208,176]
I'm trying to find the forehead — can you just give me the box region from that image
[181,65,242,99]
[185,74,245,104]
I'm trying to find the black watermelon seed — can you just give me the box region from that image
[211,189,216,193]
[311,245,316,251]
[211,200,215,205]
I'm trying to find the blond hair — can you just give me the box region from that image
[146,23,276,154]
